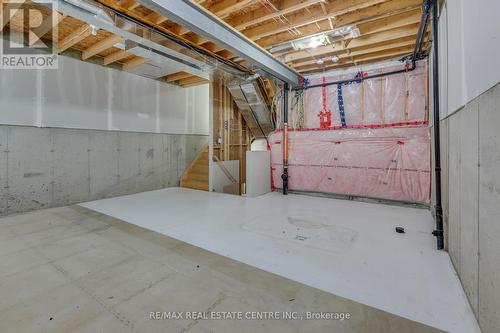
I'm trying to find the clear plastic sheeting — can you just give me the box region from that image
[271,61,431,204]
[270,127,431,204]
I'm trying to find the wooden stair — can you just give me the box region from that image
[180,145,209,191]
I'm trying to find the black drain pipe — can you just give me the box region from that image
[430,0,444,250]
[282,83,289,195]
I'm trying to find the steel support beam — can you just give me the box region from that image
[137,0,302,85]
[33,0,210,79]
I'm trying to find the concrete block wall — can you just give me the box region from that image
[0,125,208,216]
[440,82,500,333]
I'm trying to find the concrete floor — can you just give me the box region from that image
[81,188,479,333]
[0,205,442,333]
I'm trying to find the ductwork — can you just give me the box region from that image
[228,79,275,138]
[62,0,114,24]
[124,42,203,79]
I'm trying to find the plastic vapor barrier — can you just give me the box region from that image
[270,61,431,204]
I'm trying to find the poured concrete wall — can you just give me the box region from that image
[0,125,207,216]
[440,82,500,333]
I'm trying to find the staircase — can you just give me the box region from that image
[180,145,209,191]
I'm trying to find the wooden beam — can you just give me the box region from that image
[82,34,123,60]
[181,80,210,88]
[103,49,130,65]
[119,0,140,11]
[178,76,208,86]
[180,0,264,35]
[57,24,91,53]
[0,0,23,30]
[201,41,219,52]
[284,23,419,63]
[96,0,246,71]
[183,32,209,45]
[205,0,255,19]
[257,0,421,47]
[271,8,421,57]
[176,0,255,35]
[226,0,322,30]
[290,35,418,67]
[215,49,235,59]
[165,71,193,82]
[122,56,148,70]
[357,7,421,35]
[29,11,66,46]
[144,11,168,25]
[294,43,416,71]
[298,45,417,73]
[241,0,389,40]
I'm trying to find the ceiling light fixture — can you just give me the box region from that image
[331,55,340,63]
[292,34,329,51]
[274,25,362,53]
[316,59,324,65]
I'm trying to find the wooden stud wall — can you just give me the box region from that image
[211,78,250,194]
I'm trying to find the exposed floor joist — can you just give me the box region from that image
[2,0,429,86]
[135,0,301,84]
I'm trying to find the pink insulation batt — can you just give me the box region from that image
[270,62,431,204]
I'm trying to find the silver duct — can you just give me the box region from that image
[228,79,275,138]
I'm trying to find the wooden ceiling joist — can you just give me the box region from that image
[165,71,194,82]
[291,35,420,68]
[144,11,168,25]
[29,11,66,46]
[182,81,209,88]
[118,0,140,11]
[84,0,426,74]
[176,0,255,36]
[122,56,148,70]
[0,0,23,30]
[227,0,323,30]
[241,0,389,41]
[178,75,208,87]
[57,24,91,53]
[256,0,420,49]
[294,44,416,71]
[271,8,421,58]
[82,34,123,60]
[204,0,255,19]
[95,0,247,73]
[298,44,422,73]
[23,0,429,80]
[103,49,130,65]
[284,23,420,63]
